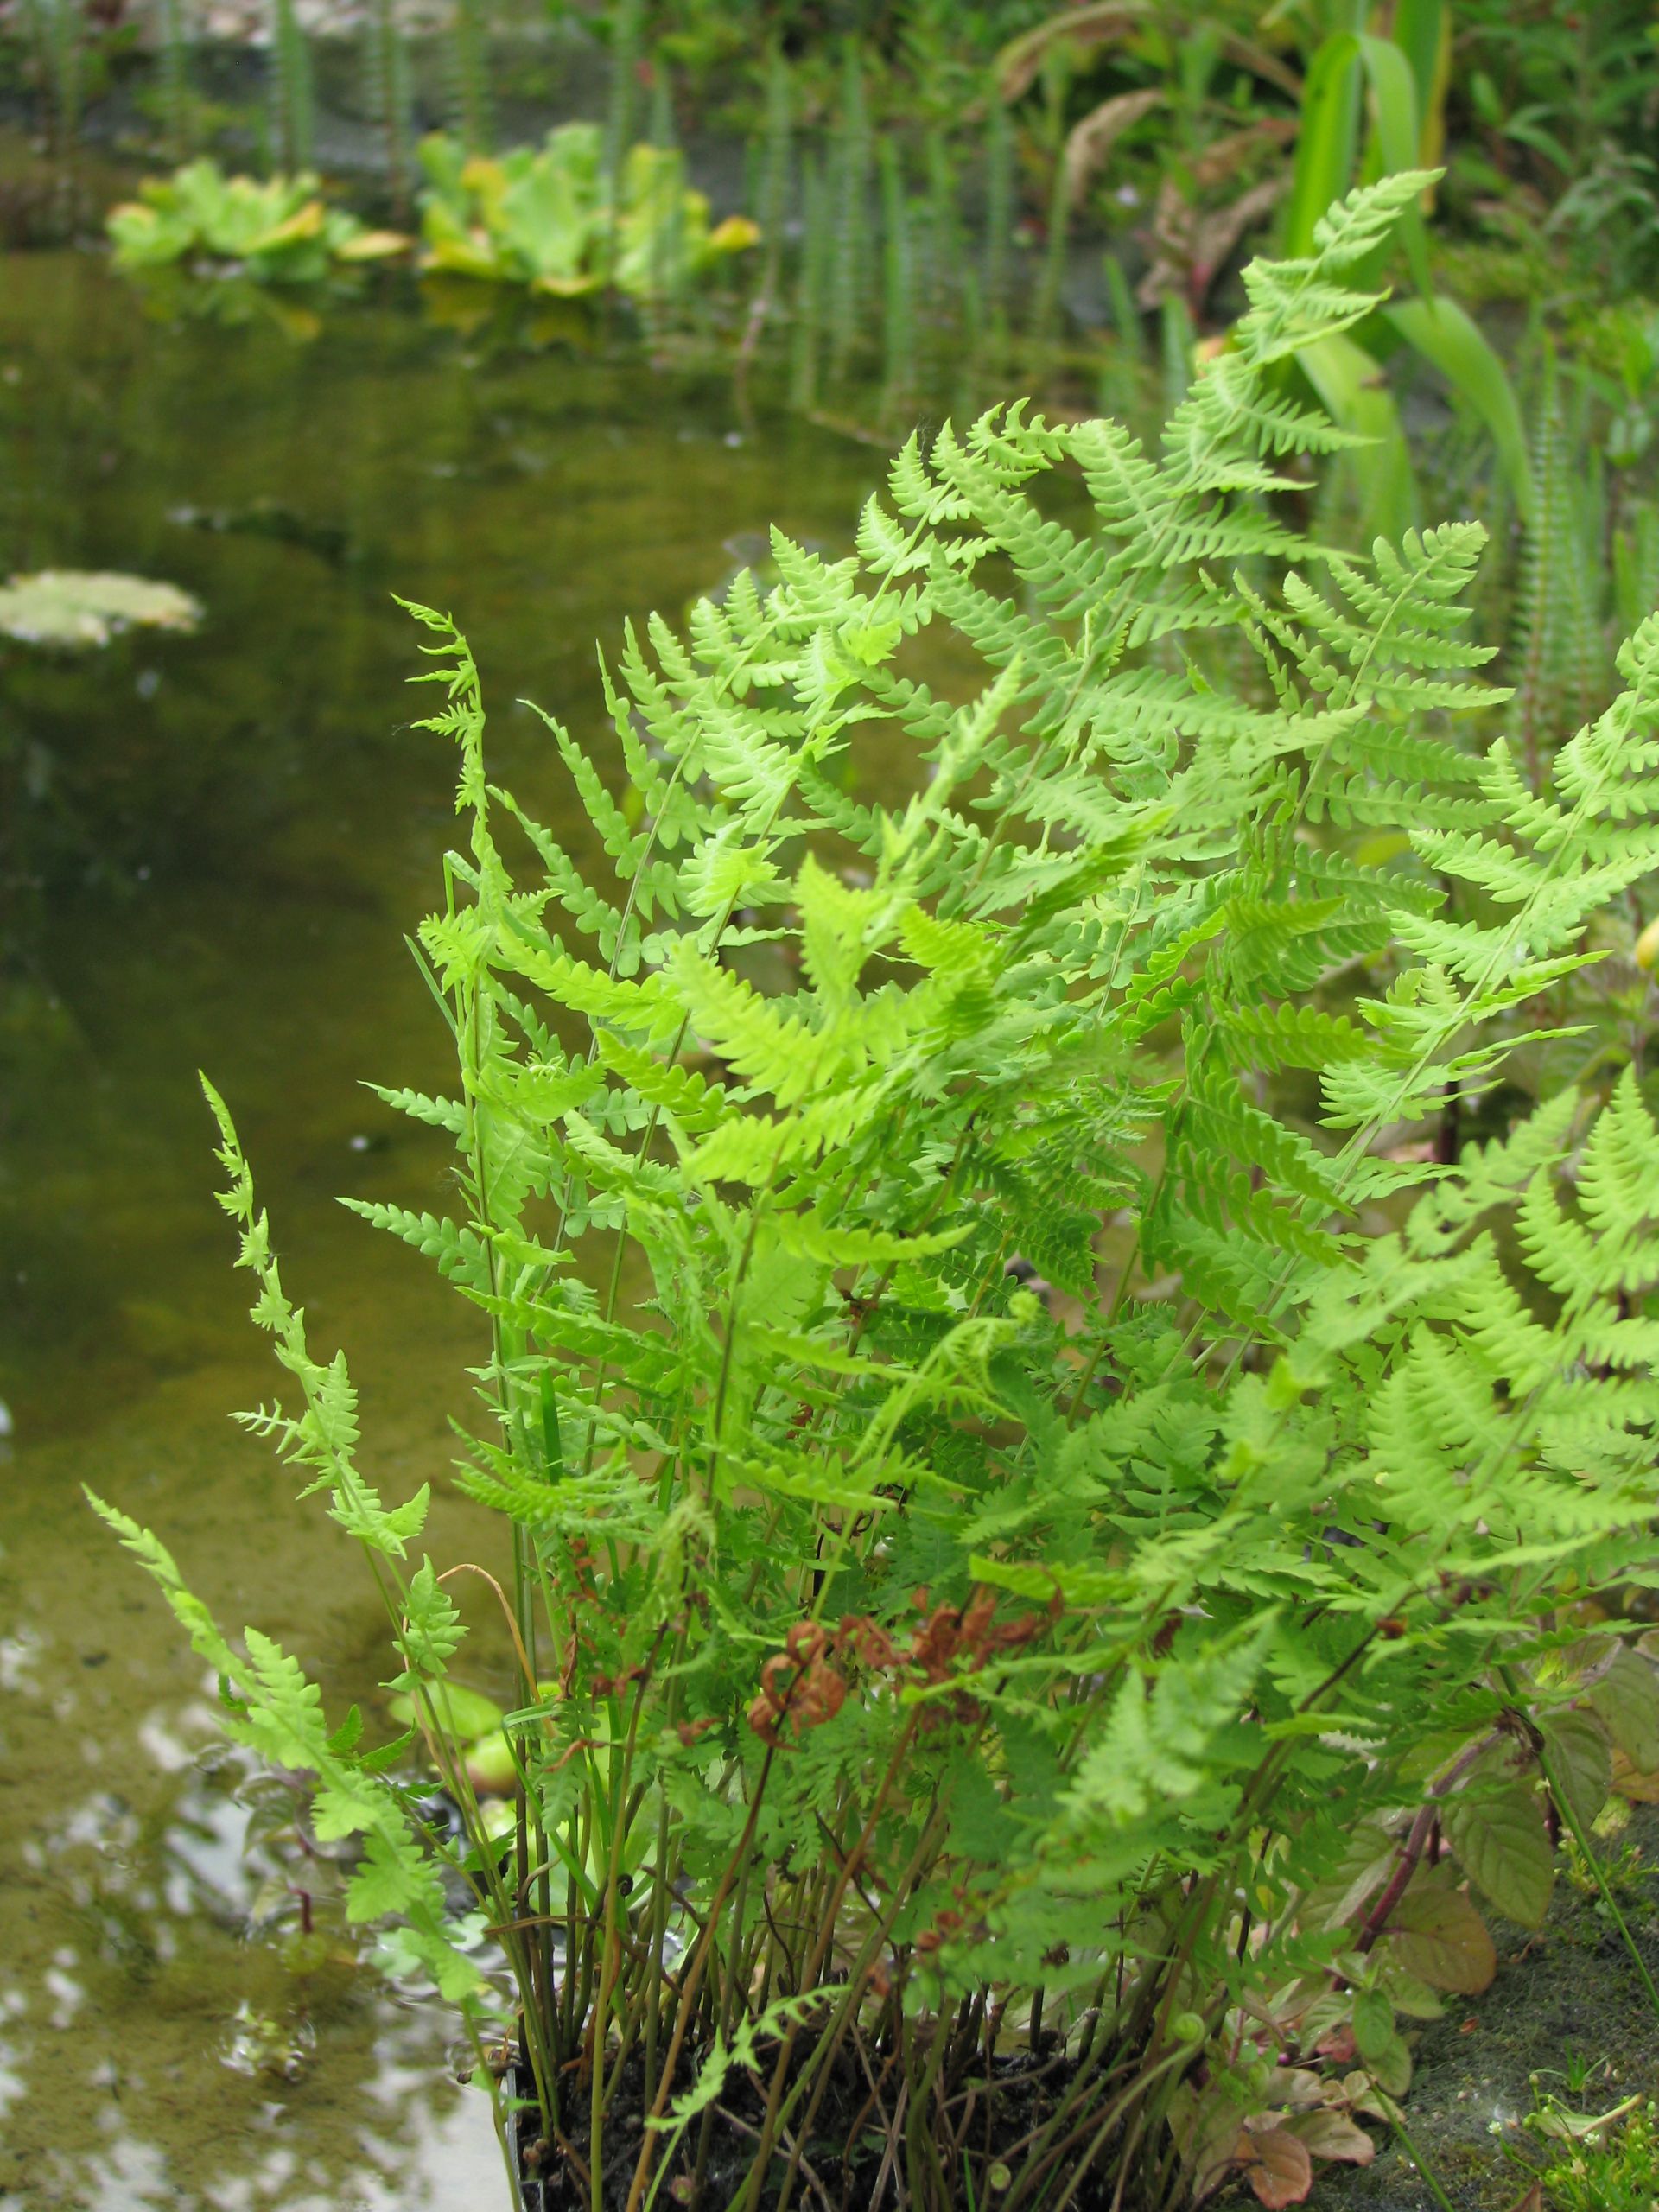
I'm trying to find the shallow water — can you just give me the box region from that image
[0,241,877,2209]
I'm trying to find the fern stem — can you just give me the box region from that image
[620,1756,780,2212]
[760,1770,947,2212]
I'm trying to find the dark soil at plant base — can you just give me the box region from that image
[508,2038,1146,2212]
[508,1805,1659,2212]
[1280,1802,1659,2212]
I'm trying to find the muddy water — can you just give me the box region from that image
[0,243,876,2209]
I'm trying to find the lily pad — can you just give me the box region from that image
[0,569,203,648]
[387,1681,505,1742]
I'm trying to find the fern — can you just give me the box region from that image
[102,175,1659,2212]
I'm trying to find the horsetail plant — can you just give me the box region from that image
[156,0,193,164]
[748,41,792,342]
[787,145,827,416]
[99,174,1659,2212]
[22,0,84,152]
[879,135,916,426]
[601,0,642,219]
[447,0,493,156]
[982,89,1014,340]
[267,0,315,176]
[362,0,416,211]
[827,43,872,382]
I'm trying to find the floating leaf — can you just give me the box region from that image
[334,228,412,262]
[416,124,754,302]
[388,1681,505,1743]
[707,213,761,254]
[0,569,202,649]
[464,1728,519,1796]
[108,160,397,284]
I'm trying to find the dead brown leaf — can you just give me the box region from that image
[1240,2125,1314,2209]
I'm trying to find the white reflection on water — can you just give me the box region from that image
[0,1729,501,2212]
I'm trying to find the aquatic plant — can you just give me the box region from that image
[826,44,872,380]
[99,175,1659,2211]
[17,0,85,154]
[448,0,493,155]
[747,39,792,337]
[599,0,643,241]
[155,0,192,164]
[266,0,315,177]
[416,125,758,302]
[108,161,410,283]
[0,569,201,647]
[786,143,828,413]
[996,3,1532,543]
[361,0,416,212]
[982,89,1015,336]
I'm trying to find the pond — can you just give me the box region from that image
[0,239,878,2211]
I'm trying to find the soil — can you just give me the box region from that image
[505,2038,1150,2212]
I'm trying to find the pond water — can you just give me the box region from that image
[0,241,878,2211]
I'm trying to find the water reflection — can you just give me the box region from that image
[1,1661,498,2210]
